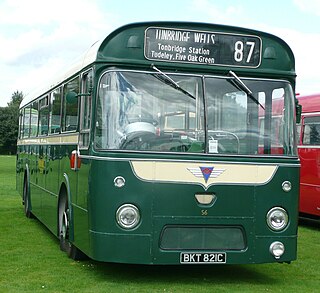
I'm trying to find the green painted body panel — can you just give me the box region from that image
[97,22,295,81]
[16,145,300,264]
[85,155,299,264]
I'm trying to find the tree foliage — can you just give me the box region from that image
[0,91,23,154]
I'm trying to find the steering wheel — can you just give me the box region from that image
[119,122,156,150]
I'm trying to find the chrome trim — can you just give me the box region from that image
[116,204,140,229]
[282,181,292,192]
[269,241,285,259]
[195,193,216,205]
[266,207,288,231]
[114,176,126,188]
[80,154,299,167]
[298,145,320,149]
[300,112,320,116]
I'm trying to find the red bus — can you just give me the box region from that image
[297,94,320,218]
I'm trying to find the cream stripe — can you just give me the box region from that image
[131,161,277,190]
[17,134,79,145]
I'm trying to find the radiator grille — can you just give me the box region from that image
[160,226,246,250]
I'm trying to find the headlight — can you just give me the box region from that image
[266,207,288,231]
[116,204,140,229]
[269,241,285,259]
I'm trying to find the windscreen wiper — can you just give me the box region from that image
[151,65,196,100]
[228,70,265,110]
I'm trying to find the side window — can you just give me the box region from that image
[79,70,93,148]
[303,116,320,145]
[50,88,62,134]
[23,106,31,138]
[62,77,79,132]
[39,96,49,136]
[296,123,301,145]
[30,101,39,137]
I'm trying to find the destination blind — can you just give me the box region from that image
[144,27,261,67]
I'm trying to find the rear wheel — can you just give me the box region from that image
[23,177,33,218]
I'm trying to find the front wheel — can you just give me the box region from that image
[58,196,86,260]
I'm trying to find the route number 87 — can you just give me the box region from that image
[234,41,255,63]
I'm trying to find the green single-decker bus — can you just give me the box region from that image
[17,21,300,265]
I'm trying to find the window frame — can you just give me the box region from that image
[62,76,80,133]
[49,87,62,135]
[38,96,49,136]
[79,69,93,149]
[302,115,320,146]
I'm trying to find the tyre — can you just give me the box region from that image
[58,195,87,260]
[23,177,33,219]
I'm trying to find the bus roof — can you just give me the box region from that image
[297,94,320,114]
[20,40,102,108]
[20,21,296,108]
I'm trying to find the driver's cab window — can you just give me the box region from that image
[164,112,196,130]
[207,92,248,154]
[95,71,204,152]
[221,92,247,132]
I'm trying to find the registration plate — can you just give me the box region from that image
[180,252,226,264]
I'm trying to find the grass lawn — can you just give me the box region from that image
[0,155,319,292]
